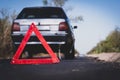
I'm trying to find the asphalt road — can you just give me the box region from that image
[0,57,120,80]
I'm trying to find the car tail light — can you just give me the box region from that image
[12,22,20,31]
[59,22,68,31]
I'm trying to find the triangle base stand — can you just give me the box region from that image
[11,58,59,64]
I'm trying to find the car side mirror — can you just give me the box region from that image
[73,26,77,29]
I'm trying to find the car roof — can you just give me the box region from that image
[23,6,63,10]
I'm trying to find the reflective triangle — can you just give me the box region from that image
[11,23,60,64]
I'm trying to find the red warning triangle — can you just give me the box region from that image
[11,23,60,64]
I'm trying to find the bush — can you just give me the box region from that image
[88,27,120,54]
[0,9,16,59]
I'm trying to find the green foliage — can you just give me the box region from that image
[88,27,120,54]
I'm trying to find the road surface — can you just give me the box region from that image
[0,57,120,80]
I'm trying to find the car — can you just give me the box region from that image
[11,7,77,59]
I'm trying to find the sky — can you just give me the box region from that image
[0,0,120,55]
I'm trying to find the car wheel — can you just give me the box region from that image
[64,45,75,59]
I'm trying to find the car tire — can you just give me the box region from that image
[64,45,75,59]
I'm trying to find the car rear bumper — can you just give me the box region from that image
[11,31,67,45]
[14,42,65,45]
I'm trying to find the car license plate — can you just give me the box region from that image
[37,26,50,30]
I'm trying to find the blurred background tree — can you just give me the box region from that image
[0,8,17,59]
[43,0,68,7]
[87,27,120,54]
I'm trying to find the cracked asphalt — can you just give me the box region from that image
[0,57,120,80]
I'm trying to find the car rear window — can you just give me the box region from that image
[17,7,67,19]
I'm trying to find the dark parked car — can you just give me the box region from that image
[11,7,77,59]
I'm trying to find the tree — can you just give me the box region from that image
[0,9,10,34]
[52,0,68,7]
[43,0,48,6]
[10,10,17,21]
[0,8,17,58]
[42,0,67,7]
